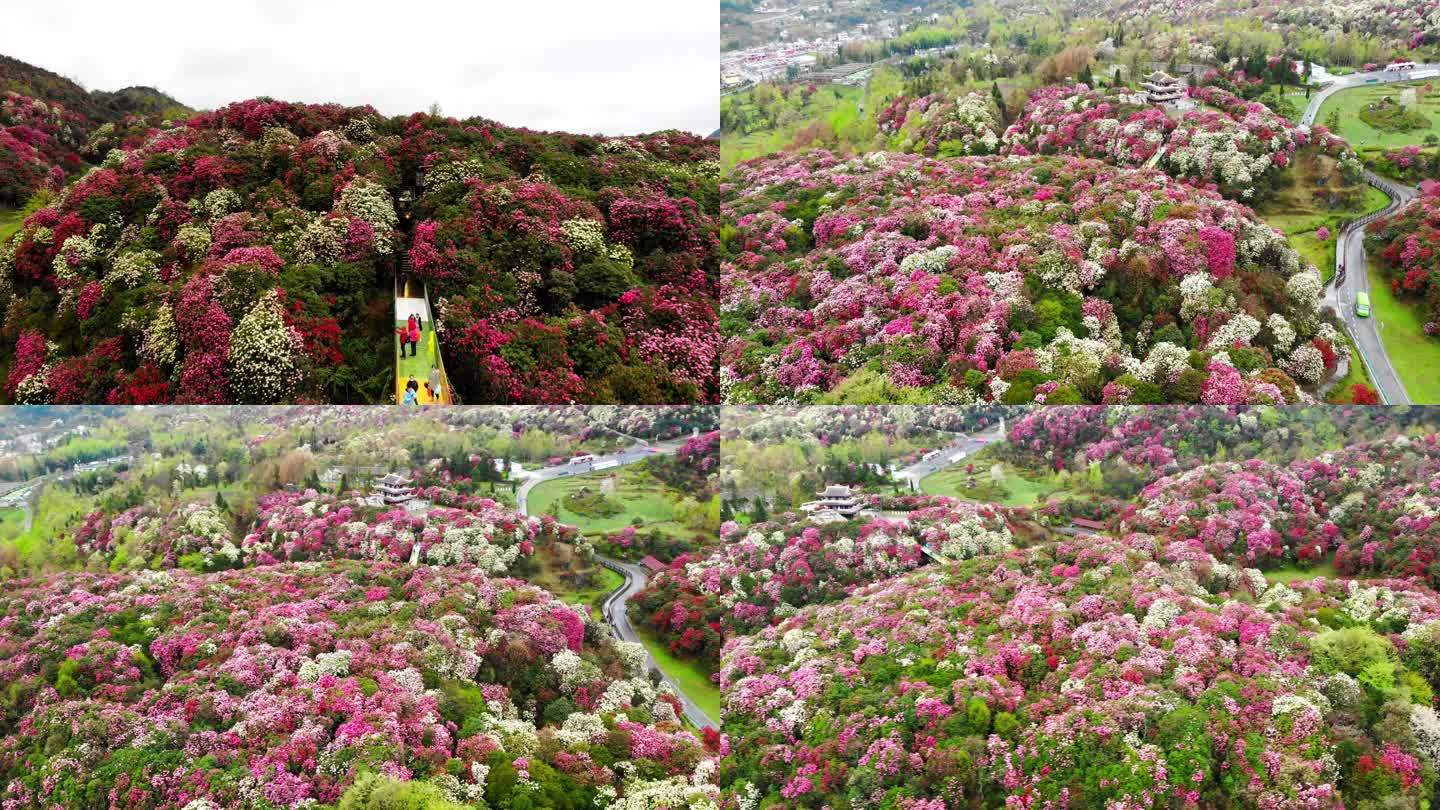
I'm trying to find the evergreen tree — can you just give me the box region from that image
[215,490,228,512]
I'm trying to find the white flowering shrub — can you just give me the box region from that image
[561,218,608,256]
[337,179,399,255]
[227,291,302,403]
[203,188,242,219]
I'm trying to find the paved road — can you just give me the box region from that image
[1328,170,1418,404]
[1300,63,1440,127]
[596,555,717,729]
[514,437,716,729]
[893,423,1007,493]
[1299,65,1434,404]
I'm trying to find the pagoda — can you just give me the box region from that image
[374,472,415,505]
[1141,70,1186,104]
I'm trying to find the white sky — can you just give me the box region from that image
[0,0,718,136]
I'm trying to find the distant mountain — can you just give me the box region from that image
[0,53,191,122]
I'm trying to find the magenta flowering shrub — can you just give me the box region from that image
[718,533,1440,808]
[721,149,1329,404]
[0,561,716,807]
[1125,459,1324,565]
[410,125,718,404]
[1120,432,1440,582]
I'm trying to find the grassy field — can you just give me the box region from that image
[0,507,26,541]
[1365,264,1440,402]
[1256,158,1390,283]
[1266,561,1339,583]
[1316,79,1440,149]
[530,544,625,620]
[3,484,87,569]
[721,85,864,170]
[920,462,1063,506]
[0,209,22,242]
[394,321,446,404]
[528,466,691,538]
[635,626,723,725]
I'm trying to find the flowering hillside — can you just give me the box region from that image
[1003,83,1362,202]
[633,501,1016,665]
[0,561,718,808]
[69,488,566,575]
[719,533,1440,808]
[0,91,87,206]
[877,92,1003,157]
[0,98,719,404]
[407,127,718,404]
[1003,404,1429,475]
[721,149,1337,404]
[1121,432,1440,580]
[1369,180,1440,339]
[1003,84,1174,168]
[1070,0,1439,50]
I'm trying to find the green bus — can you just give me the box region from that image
[1355,292,1371,318]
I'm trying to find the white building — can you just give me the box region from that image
[801,484,868,520]
[1141,71,1187,105]
[374,472,415,505]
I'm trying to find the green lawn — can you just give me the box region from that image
[1265,561,1338,584]
[534,555,623,621]
[528,466,691,538]
[920,462,1064,506]
[3,484,87,570]
[635,626,722,725]
[0,209,22,242]
[1316,80,1440,149]
[1365,264,1440,402]
[721,85,864,170]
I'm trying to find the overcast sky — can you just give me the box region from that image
[1,0,718,135]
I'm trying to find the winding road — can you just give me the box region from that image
[514,436,717,730]
[1299,64,1436,404]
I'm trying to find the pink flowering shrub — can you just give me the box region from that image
[1002,84,1175,166]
